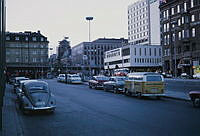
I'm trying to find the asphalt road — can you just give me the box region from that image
[16,79,200,136]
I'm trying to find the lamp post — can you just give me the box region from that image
[86,17,93,77]
[86,17,93,42]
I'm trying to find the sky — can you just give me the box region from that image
[7,0,136,54]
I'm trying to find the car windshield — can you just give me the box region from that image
[96,77,109,81]
[146,76,162,81]
[72,75,80,78]
[29,86,48,93]
[116,77,126,81]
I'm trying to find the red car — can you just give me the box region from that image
[88,76,110,89]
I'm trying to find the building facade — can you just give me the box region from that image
[6,31,49,78]
[128,0,160,45]
[104,45,162,72]
[0,0,6,129]
[71,38,128,75]
[160,0,200,76]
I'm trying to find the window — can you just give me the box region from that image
[15,37,19,41]
[171,7,174,15]
[191,15,195,22]
[154,48,157,56]
[182,16,184,24]
[166,10,169,18]
[186,29,189,38]
[172,33,175,41]
[191,0,194,8]
[149,48,151,56]
[184,2,187,12]
[178,19,181,26]
[25,37,28,41]
[134,48,136,55]
[32,37,37,41]
[192,28,195,37]
[144,48,146,56]
[139,48,141,56]
[178,31,182,40]
[16,58,19,62]
[182,30,185,38]
[177,5,180,13]
[6,36,10,40]
[41,37,44,41]
[159,49,161,56]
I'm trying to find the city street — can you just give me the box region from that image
[14,79,200,136]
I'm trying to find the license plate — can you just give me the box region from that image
[36,101,45,106]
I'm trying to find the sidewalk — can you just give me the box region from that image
[82,82,190,101]
[2,84,23,136]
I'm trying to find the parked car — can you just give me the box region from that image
[18,80,56,114]
[162,72,173,78]
[88,76,110,89]
[124,72,165,99]
[16,80,37,100]
[66,74,82,84]
[189,91,200,108]
[193,73,200,79]
[103,76,127,93]
[13,77,29,93]
[180,73,192,79]
[57,74,66,82]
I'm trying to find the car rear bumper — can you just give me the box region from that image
[141,94,165,97]
[24,106,56,111]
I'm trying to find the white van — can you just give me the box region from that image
[66,74,82,84]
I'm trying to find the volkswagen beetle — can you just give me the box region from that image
[18,80,56,114]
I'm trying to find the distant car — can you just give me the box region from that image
[193,73,200,79]
[162,73,173,78]
[66,74,82,84]
[180,73,192,79]
[57,74,66,82]
[103,76,127,93]
[88,76,110,89]
[18,80,56,114]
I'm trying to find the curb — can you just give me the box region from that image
[163,95,191,102]
[82,82,191,102]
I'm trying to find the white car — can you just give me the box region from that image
[193,73,200,79]
[66,74,82,84]
[57,74,66,82]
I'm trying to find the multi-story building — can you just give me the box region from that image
[104,45,162,72]
[128,0,160,45]
[56,37,71,73]
[160,0,200,76]
[71,38,128,75]
[5,31,49,78]
[0,0,6,125]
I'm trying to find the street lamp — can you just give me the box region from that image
[86,17,94,42]
[86,17,94,77]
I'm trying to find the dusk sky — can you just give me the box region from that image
[7,0,136,54]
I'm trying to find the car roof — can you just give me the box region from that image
[19,79,37,84]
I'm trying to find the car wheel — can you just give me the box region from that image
[113,87,118,94]
[103,86,107,92]
[193,98,200,107]
[89,83,92,88]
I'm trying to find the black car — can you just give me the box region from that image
[18,80,56,114]
[103,76,127,93]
